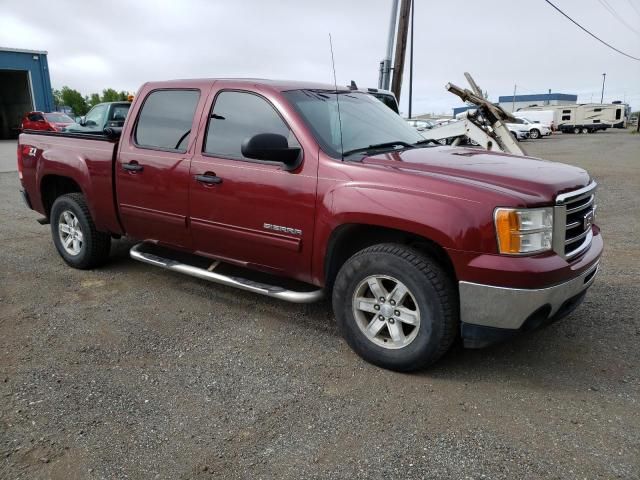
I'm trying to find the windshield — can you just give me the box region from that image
[44,113,74,123]
[283,90,423,158]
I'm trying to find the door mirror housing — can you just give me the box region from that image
[241,133,301,171]
[78,116,86,126]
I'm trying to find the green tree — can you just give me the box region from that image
[89,93,101,107]
[101,88,121,102]
[60,86,89,116]
[52,89,63,110]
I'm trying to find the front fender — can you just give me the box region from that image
[311,183,497,284]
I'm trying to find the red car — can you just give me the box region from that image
[16,78,602,371]
[21,111,75,132]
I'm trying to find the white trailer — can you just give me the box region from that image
[518,104,625,133]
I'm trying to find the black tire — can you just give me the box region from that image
[581,127,589,134]
[50,193,111,269]
[529,128,540,139]
[573,127,580,134]
[332,244,458,371]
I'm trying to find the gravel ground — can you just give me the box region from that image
[1,130,639,479]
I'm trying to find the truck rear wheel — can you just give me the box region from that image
[50,193,111,269]
[332,244,457,371]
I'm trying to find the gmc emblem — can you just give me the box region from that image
[583,210,594,230]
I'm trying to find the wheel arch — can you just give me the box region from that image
[323,223,457,292]
[40,174,84,218]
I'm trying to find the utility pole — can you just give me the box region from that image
[547,88,551,105]
[379,0,399,90]
[600,73,606,103]
[512,84,517,112]
[408,0,414,118]
[391,0,411,101]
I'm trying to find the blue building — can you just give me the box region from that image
[0,47,54,139]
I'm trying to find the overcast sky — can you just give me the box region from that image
[1,0,639,115]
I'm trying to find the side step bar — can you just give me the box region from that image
[129,243,323,304]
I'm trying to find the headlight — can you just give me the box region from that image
[494,207,553,254]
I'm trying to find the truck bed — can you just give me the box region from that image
[18,130,124,235]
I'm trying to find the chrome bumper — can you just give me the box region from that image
[459,262,599,330]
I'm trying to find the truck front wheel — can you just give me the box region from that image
[50,193,111,269]
[332,244,457,371]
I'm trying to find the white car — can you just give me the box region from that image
[406,119,436,132]
[507,118,551,139]
[507,124,530,141]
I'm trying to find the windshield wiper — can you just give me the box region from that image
[414,139,440,146]
[342,141,415,157]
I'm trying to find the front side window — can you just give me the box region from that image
[283,90,423,158]
[135,90,200,152]
[109,105,130,122]
[204,91,298,160]
[562,115,571,121]
[616,108,621,120]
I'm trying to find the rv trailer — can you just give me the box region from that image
[518,103,626,133]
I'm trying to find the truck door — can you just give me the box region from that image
[188,88,318,282]
[116,89,203,248]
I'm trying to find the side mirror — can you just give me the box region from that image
[241,133,301,171]
[79,116,86,126]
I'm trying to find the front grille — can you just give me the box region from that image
[553,182,597,259]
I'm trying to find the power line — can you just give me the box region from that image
[543,0,640,61]
[598,0,640,36]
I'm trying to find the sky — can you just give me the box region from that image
[1,0,639,115]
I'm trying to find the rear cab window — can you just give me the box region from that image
[134,90,200,152]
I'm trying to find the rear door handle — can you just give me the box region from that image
[122,161,143,172]
[195,173,223,185]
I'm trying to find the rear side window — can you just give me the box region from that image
[616,108,621,120]
[135,90,200,152]
[204,91,298,160]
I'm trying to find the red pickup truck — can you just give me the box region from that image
[17,78,602,371]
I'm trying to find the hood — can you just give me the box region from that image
[360,146,590,202]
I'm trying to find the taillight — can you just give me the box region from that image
[17,145,33,182]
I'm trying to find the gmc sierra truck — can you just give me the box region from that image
[17,79,602,371]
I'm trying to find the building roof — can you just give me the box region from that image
[498,93,577,103]
[0,46,48,55]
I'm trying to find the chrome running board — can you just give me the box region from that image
[129,243,323,304]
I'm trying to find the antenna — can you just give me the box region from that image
[329,33,344,160]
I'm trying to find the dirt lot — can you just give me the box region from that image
[1,130,639,479]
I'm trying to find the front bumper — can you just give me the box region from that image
[459,261,599,347]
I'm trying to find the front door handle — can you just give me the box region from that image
[122,161,143,172]
[195,173,223,185]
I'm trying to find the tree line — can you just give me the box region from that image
[52,87,131,116]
